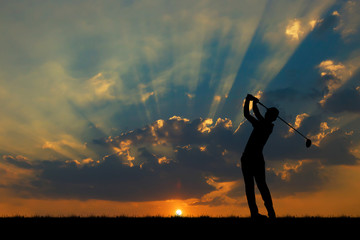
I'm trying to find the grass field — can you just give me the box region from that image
[1,216,358,237]
[1,215,359,223]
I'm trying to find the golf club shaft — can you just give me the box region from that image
[257,101,309,140]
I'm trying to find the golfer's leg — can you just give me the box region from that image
[242,167,258,216]
[255,170,276,218]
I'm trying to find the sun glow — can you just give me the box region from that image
[175,209,183,216]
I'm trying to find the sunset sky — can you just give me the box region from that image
[0,0,360,217]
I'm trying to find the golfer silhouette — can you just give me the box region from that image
[241,94,278,219]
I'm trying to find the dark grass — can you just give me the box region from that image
[1,216,358,236]
[1,215,359,225]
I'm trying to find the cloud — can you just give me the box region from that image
[192,177,242,206]
[268,159,326,196]
[317,57,360,106]
[197,118,214,134]
[284,113,310,138]
[3,113,358,204]
[0,155,35,191]
[334,0,360,40]
[308,121,339,147]
[2,117,239,201]
[285,19,304,41]
[317,60,348,106]
[87,73,116,101]
[309,9,341,36]
[42,134,88,159]
[322,87,360,113]
[2,155,32,170]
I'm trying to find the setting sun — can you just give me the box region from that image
[175,209,183,216]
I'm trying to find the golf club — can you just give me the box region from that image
[256,100,312,148]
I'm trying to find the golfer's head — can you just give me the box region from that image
[265,107,279,122]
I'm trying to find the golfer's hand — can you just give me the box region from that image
[247,94,259,103]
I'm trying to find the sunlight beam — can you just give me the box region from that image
[207,1,267,119]
[233,0,336,125]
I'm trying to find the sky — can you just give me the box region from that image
[0,0,360,217]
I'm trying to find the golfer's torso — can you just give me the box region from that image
[243,121,273,156]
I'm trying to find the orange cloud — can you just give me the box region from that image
[197,118,213,133]
[157,156,171,164]
[113,139,135,166]
[286,19,304,41]
[309,121,339,147]
[285,113,309,138]
[195,176,242,206]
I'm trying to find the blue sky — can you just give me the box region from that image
[0,0,359,216]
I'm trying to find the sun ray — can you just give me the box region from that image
[207,1,267,119]
[233,0,336,126]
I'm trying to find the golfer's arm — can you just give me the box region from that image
[244,98,257,124]
[253,102,264,121]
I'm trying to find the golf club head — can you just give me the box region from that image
[306,139,312,148]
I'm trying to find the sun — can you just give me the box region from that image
[175,209,182,216]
